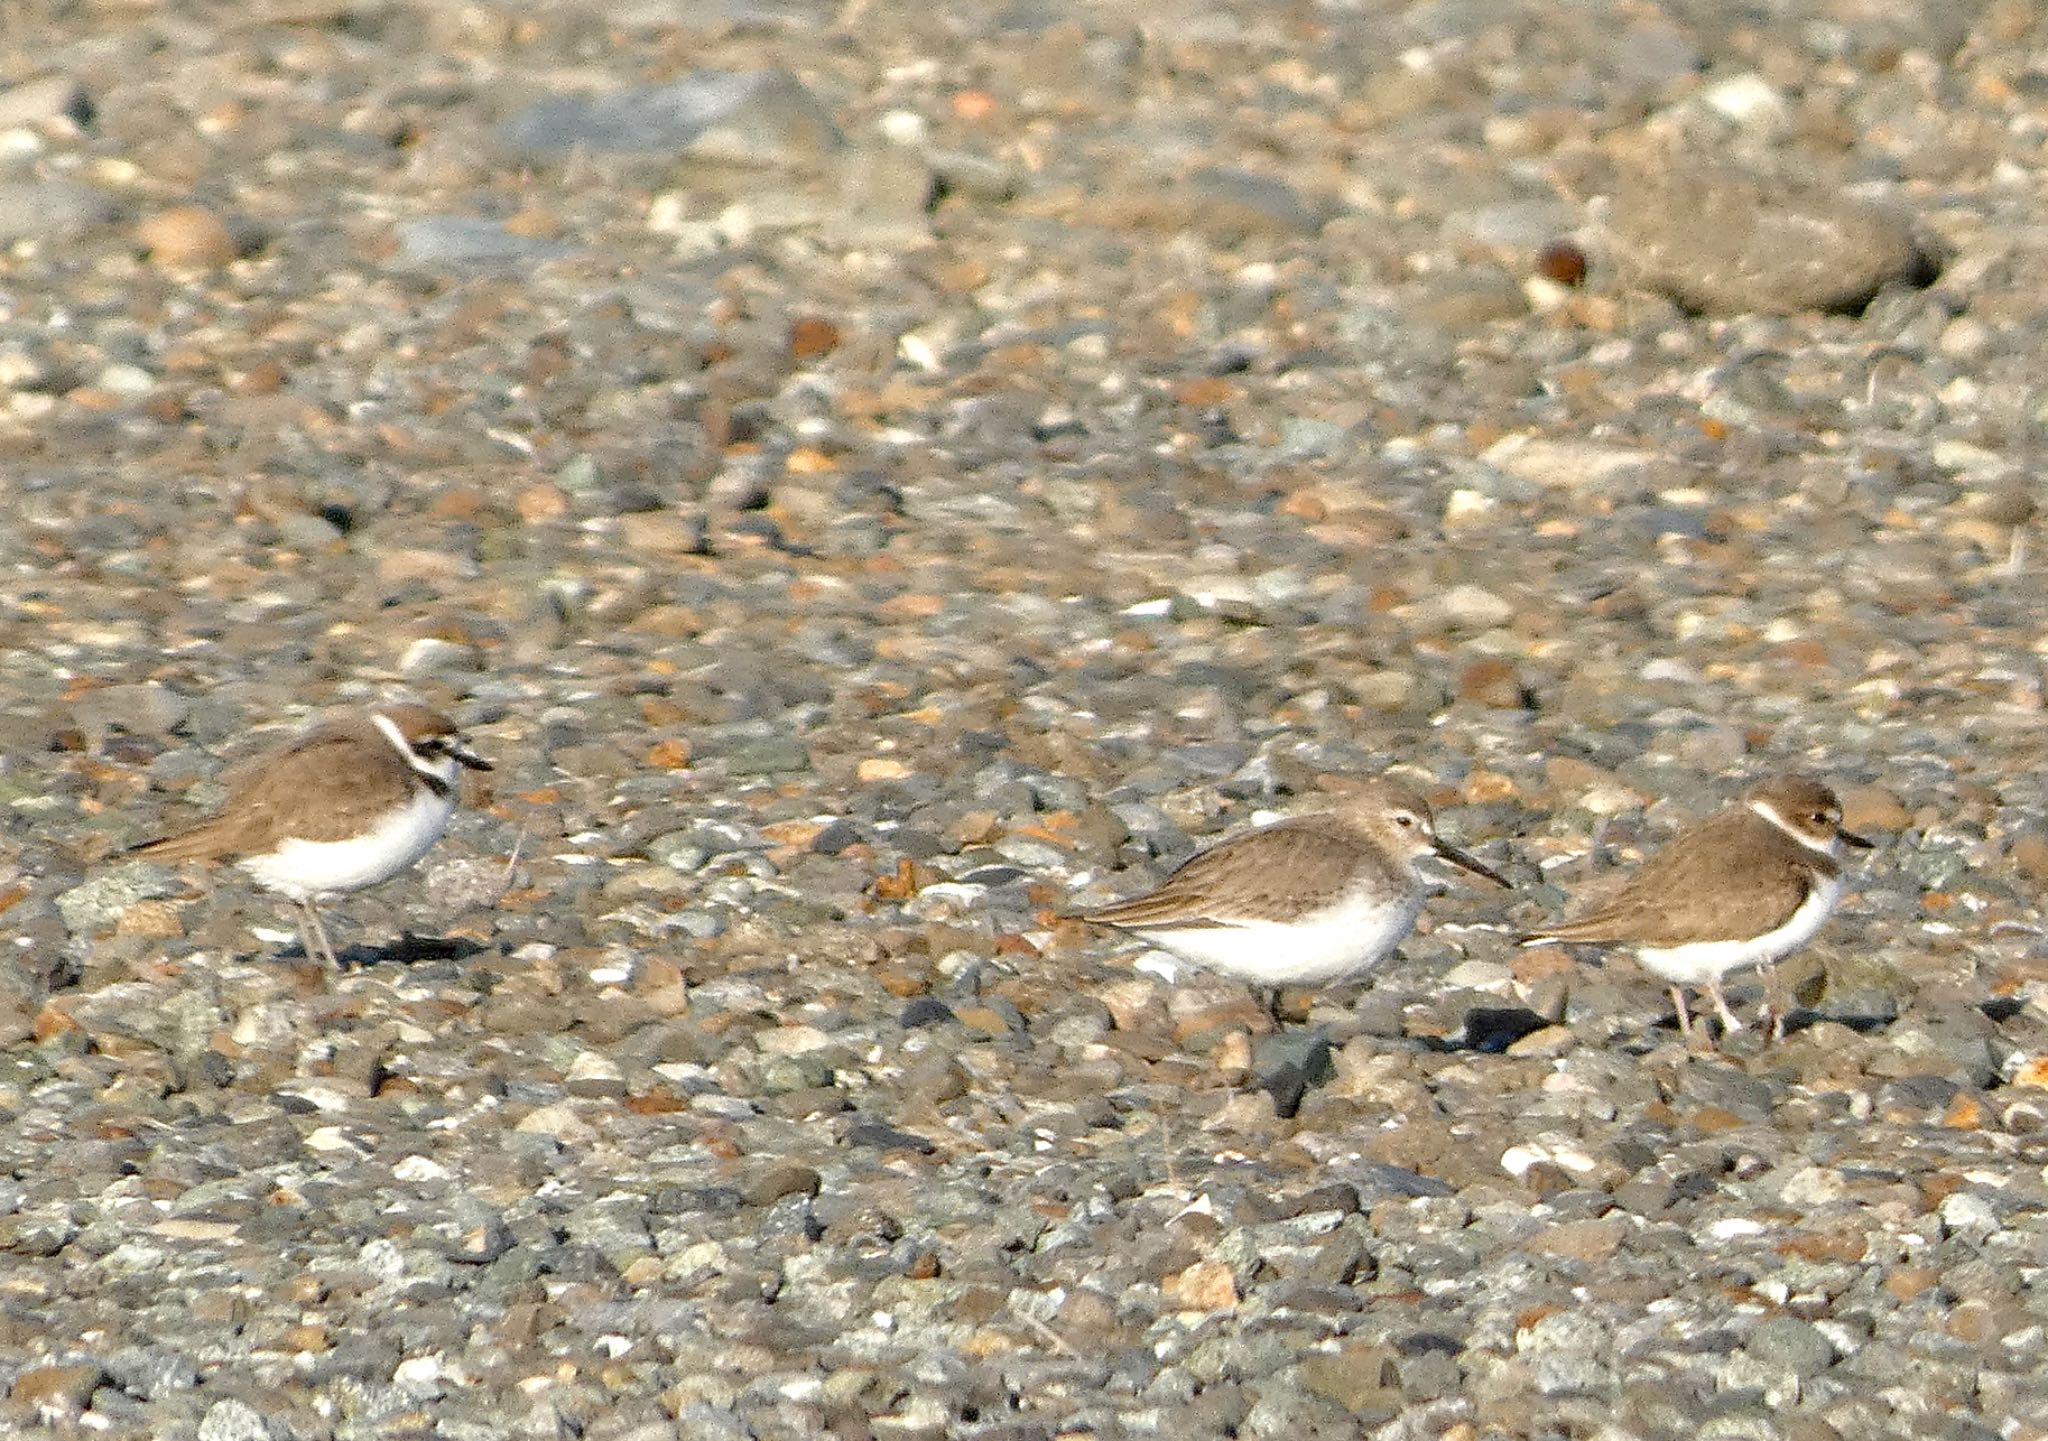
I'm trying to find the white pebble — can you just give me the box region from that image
[391,1155,450,1182]
[1706,1217,1768,1240]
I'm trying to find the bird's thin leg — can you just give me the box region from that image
[298,899,338,969]
[1670,985,1692,1039]
[1762,966,1787,1043]
[1259,986,1284,1028]
[289,902,315,965]
[1707,978,1742,1035]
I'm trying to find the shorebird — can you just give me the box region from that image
[129,704,491,967]
[1081,781,1507,1021]
[1521,774,1871,1042]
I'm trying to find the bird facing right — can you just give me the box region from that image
[1079,780,1508,1021]
[1520,774,1873,1043]
[128,704,491,968]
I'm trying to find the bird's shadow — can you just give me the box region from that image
[301,934,493,970]
[1421,1005,1553,1054]
[1772,1006,1893,1037]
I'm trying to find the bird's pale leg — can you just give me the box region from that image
[297,899,339,969]
[1670,985,1693,1039]
[1707,979,1742,1035]
[1761,967,1787,1043]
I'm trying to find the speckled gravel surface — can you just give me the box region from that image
[4,0,2048,1437]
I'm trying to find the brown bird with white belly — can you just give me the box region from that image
[130,704,491,967]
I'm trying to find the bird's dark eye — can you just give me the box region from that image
[1395,814,1415,828]
[418,738,447,753]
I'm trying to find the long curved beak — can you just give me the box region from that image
[1434,840,1509,888]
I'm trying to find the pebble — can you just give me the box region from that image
[197,1398,272,1441]
[1746,1316,1837,1378]
[54,865,186,937]
[0,75,92,130]
[135,205,239,269]
[70,681,189,737]
[1607,162,1936,315]
[393,216,576,272]
[497,69,842,168]
[0,179,118,242]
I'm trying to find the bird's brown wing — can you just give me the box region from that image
[130,725,412,858]
[1084,816,1394,928]
[1529,810,1826,946]
[128,816,246,863]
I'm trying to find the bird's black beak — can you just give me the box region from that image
[452,744,493,772]
[1435,840,1509,888]
[1841,829,1874,850]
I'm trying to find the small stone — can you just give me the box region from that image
[1407,584,1514,631]
[565,1049,627,1099]
[197,1397,271,1441]
[846,1119,936,1153]
[1299,1343,1401,1418]
[1538,240,1588,286]
[780,316,845,365]
[10,1362,103,1413]
[55,865,186,938]
[1938,1190,2000,1237]
[399,636,482,676]
[2007,831,2048,883]
[423,857,507,912]
[1608,162,1936,315]
[0,75,93,129]
[137,205,239,269]
[1255,1029,1334,1118]
[0,181,118,243]
[394,216,574,272]
[1180,167,1324,239]
[1745,1316,1836,1378]
[1838,784,1908,835]
[831,146,934,245]
[723,737,811,775]
[446,1217,514,1264]
[1163,1259,1238,1312]
[810,819,862,855]
[741,1165,821,1206]
[1095,978,1166,1032]
[497,70,842,169]
[514,1102,597,1146]
[72,681,189,737]
[1531,1217,1626,1264]
[899,996,954,1029]
[1456,658,1529,708]
[1482,435,1658,490]
[113,899,184,938]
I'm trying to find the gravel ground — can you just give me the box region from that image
[3,0,2048,1437]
